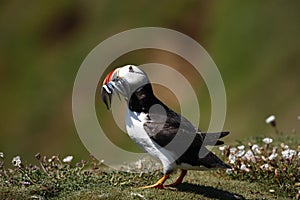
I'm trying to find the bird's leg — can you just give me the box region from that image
[165,169,187,187]
[139,174,170,189]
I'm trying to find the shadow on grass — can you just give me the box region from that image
[174,183,245,200]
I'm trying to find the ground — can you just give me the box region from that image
[1,135,299,199]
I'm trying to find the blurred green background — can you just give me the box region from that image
[1,0,300,164]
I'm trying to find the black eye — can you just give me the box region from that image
[129,66,134,72]
[112,75,119,81]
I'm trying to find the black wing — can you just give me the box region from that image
[143,105,228,148]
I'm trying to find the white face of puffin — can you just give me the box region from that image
[101,65,149,109]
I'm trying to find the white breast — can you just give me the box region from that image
[125,108,177,173]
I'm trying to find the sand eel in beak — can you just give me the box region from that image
[101,65,231,189]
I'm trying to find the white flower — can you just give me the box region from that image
[262,138,273,144]
[235,145,245,157]
[240,164,250,172]
[235,150,245,157]
[228,154,236,164]
[219,146,226,151]
[251,144,261,154]
[265,115,275,124]
[237,145,245,150]
[230,147,237,153]
[226,168,233,174]
[219,145,227,155]
[268,153,278,160]
[12,156,21,167]
[240,164,246,170]
[0,152,3,158]
[62,156,73,163]
[298,152,300,159]
[243,150,254,162]
[282,149,296,159]
[260,163,269,170]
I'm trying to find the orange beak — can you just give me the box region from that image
[103,69,115,85]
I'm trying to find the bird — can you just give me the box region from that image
[101,65,231,189]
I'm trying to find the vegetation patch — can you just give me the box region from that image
[0,134,299,199]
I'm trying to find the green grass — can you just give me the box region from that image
[0,169,282,200]
[1,134,299,200]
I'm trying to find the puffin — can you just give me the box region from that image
[101,65,230,189]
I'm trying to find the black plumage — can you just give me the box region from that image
[128,83,230,169]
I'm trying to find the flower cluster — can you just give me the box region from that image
[0,153,107,198]
[219,137,300,198]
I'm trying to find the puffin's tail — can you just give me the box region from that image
[199,151,231,169]
[200,131,230,146]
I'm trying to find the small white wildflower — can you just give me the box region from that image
[219,145,226,151]
[230,147,237,153]
[0,152,3,158]
[12,156,21,167]
[251,144,261,154]
[240,164,246,170]
[282,149,296,159]
[260,163,269,170]
[235,150,245,157]
[269,189,275,193]
[237,145,245,150]
[219,145,227,156]
[288,149,296,156]
[265,115,276,125]
[62,155,73,163]
[228,154,236,164]
[298,152,300,159]
[235,145,245,157]
[243,150,254,161]
[268,153,278,160]
[240,164,250,172]
[262,138,273,144]
[282,150,289,159]
[226,168,233,174]
[284,145,289,150]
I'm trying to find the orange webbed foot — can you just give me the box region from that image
[139,174,169,189]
